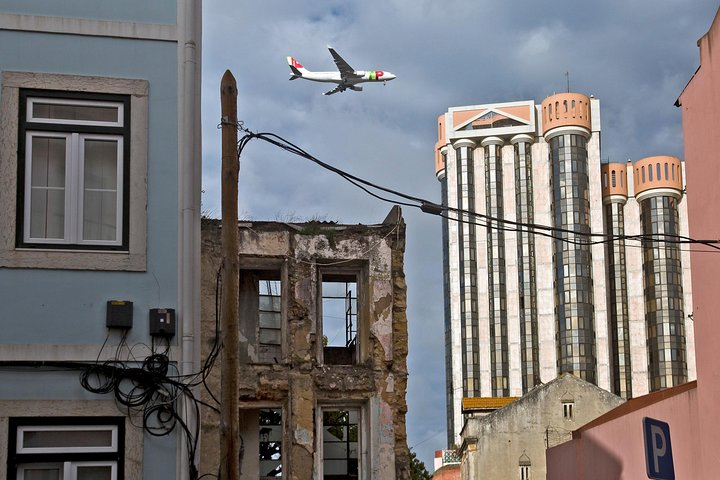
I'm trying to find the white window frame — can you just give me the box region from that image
[23,130,124,247]
[16,460,118,480]
[16,424,119,454]
[0,71,149,271]
[26,97,124,128]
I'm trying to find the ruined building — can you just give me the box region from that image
[199,207,411,479]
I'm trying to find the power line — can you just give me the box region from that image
[231,124,720,252]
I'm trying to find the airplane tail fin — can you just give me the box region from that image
[287,56,306,79]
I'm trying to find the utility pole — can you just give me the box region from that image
[220,69,240,480]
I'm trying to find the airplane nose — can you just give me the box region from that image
[384,72,397,81]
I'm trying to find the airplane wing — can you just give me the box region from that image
[328,47,362,78]
[323,84,345,96]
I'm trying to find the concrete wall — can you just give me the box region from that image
[199,213,411,479]
[461,374,623,480]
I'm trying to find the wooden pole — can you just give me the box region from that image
[220,69,240,480]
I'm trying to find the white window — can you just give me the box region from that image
[20,92,128,248]
[10,418,123,480]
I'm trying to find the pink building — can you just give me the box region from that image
[546,7,720,479]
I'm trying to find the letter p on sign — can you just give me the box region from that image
[643,417,675,479]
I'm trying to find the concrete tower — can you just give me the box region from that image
[435,94,695,445]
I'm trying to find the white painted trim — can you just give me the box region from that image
[452,138,476,149]
[0,14,177,42]
[602,194,628,205]
[17,425,118,454]
[635,187,683,204]
[510,134,534,145]
[27,97,123,127]
[543,125,591,141]
[480,136,504,147]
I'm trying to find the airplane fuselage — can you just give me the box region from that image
[296,70,392,85]
[287,48,396,95]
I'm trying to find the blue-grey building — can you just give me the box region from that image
[0,2,202,479]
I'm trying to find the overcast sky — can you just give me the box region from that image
[200,1,717,469]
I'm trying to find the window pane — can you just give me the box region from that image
[260,311,281,329]
[33,102,119,123]
[31,137,66,188]
[83,139,119,242]
[76,465,113,480]
[259,328,281,345]
[84,140,118,189]
[29,136,66,239]
[23,429,113,448]
[19,466,61,480]
[83,190,117,241]
[30,189,65,239]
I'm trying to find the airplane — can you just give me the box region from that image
[287,46,396,95]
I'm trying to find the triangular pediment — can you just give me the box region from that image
[455,106,531,132]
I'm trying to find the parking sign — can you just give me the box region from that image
[643,417,675,480]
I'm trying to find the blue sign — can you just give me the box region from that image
[643,417,675,480]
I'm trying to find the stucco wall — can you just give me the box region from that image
[461,374,623,480]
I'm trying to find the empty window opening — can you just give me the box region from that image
[259,279,282,364]
[239,268,283,364]
[259,408,282,478]
[322,274,358,365]
[562,401,574,420]
[322,409,359,479]
[611,170,616,187]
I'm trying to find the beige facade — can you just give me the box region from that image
[460,374,623,480]
[198,207,411,479]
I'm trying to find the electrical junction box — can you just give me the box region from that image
[106,300,133,328]
[149,308,176,337]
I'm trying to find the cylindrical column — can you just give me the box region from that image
[511,134,540,393]
[634,156,687,390]
[454,138,480,397]
[601,162,632,398]
[438,145,455,445]
[543,92,597,384]
[482,136,509,397]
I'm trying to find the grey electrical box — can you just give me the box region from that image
[106,300,133,328]
[149,308,176,337]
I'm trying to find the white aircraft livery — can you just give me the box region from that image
[287,46,396,95]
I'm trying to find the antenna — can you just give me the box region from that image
[565,72,570,93]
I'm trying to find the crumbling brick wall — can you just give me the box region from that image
[199,206,410,479]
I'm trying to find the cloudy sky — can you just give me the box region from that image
[200,1,717,469]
